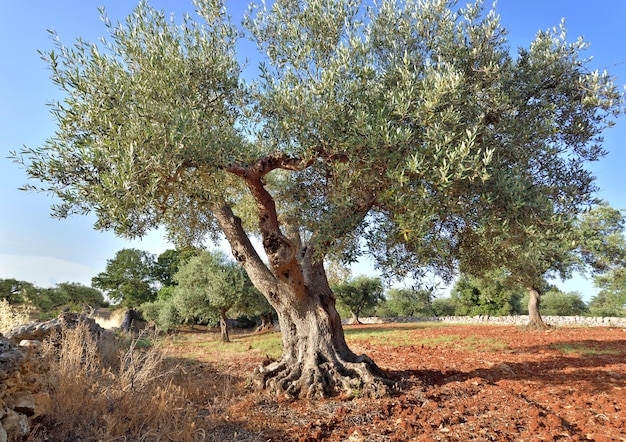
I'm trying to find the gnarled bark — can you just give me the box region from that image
[253,263,390,399]
[212,154,390,398]
[526,286,550,329]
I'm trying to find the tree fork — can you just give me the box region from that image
[214,195,392,397]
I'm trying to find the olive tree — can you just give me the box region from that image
[461,203,626,327]
[377,287,435,317]
[173,250,259,342]
[450,271,525,316]
[581,204,626,317]
[589,269,626,316]
[334,276,383,324]
[14,0,621,397]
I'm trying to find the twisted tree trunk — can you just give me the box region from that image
[253,262,388,399]
[349,310,362,325]
[219,308,230,343]
[526,286,550,329]
[211,154,390,398]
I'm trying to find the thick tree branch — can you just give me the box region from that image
[226,151,315,179]
[213,202,280,298]
[221,150,352,296]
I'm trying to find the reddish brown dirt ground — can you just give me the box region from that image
[174,324,626,441]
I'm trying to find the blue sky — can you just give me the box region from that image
[1,1,625,299]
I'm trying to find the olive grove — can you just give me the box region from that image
[13,0,622,397]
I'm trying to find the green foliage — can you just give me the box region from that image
[54,282,105,308]
[376,288,434,317]
[333,276,384,322]
[140,299,182,332]
[0,279,36,304]
[578,203,626,317]
[325,260,352,287]
[141,249,269,331]
[152,248,199,288]
[590,267,626,317]
[537,289,588,316]
[173,250,256,324]
[450,272,526,316]
[575,203,626,274]
[0,278,106,319]
[431,297,457,317]
[517,287,589,316]
[92,248,157,308]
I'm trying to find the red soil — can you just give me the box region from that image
[176,324,626,441]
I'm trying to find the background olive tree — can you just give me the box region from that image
[377,287,436,318]
[171,250,262,342]
[333,276,384,324]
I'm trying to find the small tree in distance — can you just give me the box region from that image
[450,270,525,317]
[173,250,261,342]
[334,276,384,324]
[378,287,436,318]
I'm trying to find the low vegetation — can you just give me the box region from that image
[31,323,232,441]
[0,299,34,333]
[20,322,625,440]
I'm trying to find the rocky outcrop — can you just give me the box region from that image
[4,311,113,344]
[0,335,51,441]
[0,313,114,441]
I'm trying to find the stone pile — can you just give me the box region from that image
[0,335,50,441]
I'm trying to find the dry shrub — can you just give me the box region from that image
[0,299,34,333]
[35,322,227,441]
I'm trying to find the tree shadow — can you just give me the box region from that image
[161,356,289,441]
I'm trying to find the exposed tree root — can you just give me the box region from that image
[252,352,393,399]
[525,319,552,330]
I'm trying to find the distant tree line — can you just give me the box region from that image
[0,278,106,320]
[333,272,624,321]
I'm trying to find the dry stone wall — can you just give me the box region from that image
[352,315,626,327]
[0,336,51,442]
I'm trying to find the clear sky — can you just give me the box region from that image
[1,1,625,299]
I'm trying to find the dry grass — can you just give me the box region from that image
[31,322,242,442]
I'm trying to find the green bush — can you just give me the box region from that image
[431,297,457,316]
[533,289,588,316]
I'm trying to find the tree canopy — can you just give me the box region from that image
[173,249,261,341]
[377,287,435,318]
[92,248,157,307]
[13,0,623,397]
